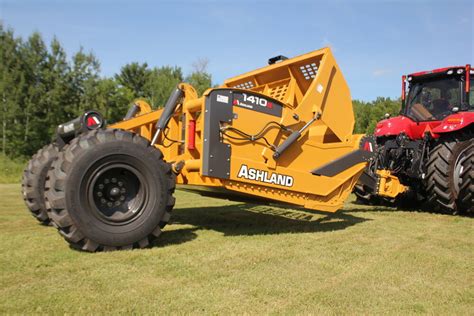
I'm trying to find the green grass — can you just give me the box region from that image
[0,183,472,314]
[0,155,25,184]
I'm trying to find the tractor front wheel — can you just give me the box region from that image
[45,129,175,252]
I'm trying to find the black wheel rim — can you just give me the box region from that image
[87,162,148,224]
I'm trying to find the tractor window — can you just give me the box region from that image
[406,77,462,121]
[470,79,474,108]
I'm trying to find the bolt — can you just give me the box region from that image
[111,178,117,183]
[110,187,120,197]
[107,202,113,207]
[120,196,125,201]
[118,181,123,187]
[98,184,104,189]
[101,198,106,204]
[97,192,103,197]
[115,201,121,206]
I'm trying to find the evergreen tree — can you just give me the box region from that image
[115,62,151,98]
[145,66,183,108]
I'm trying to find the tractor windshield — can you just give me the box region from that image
[405,76,462,121]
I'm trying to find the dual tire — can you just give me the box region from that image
[22,129,176,251]
[21,144,59,225]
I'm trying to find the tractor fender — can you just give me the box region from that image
[432,112,474,134]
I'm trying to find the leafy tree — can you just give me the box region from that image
[0,25,24,156]
[115,62,151,98]
[185,58,212,96]
[69,48,101,114]
[353,97,401,134]
[145,66,183,108]
[95,78,134,123]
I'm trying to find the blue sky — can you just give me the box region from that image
[0,0,472,101]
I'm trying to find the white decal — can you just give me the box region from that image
[216,95,229,104]
[242,93,268,107]
[316,84,324,93]
[237,164,293,187]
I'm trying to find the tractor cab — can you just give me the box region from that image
[402,65,473,122]
[375,65,473,140]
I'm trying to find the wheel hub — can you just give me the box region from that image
[88,163,147,224]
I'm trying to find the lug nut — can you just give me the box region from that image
[111,178,117,183]
[118,181,123,187]
[101,198,106,204]
[98,184,104,189]
[120,196,125,201]
[115,201,121,206]
[107,202,113,207]
[121,188,126,193]
[104,179,110,184]
[97,192,103,197]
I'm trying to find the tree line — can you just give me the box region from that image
[0,23,400,158]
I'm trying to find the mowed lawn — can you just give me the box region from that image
[0,183,472,314]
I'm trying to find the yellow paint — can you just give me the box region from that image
[110,48,386,212]
[376,170,408,198]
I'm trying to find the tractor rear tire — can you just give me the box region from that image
[21,143,59,225]
[45,129,175,252]
[458,141,473,214]
[426,135,472,214]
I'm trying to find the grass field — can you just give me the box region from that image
[0,155,25,184]
[0,183,472,314]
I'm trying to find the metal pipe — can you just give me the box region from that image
[123,103,140,120]
[183,99,202,112]
[184,159,201,171]
[151,87,184,145]
[273,113,320,159]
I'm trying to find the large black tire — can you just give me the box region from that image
[21,143,59,225]
[45,129,175,252]
[458,141,473,214]
[426,135,472,214]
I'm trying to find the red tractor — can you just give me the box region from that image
[355,65,473,214]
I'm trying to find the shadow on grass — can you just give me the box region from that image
[160,203,369,243]
[346,199,473,217]
[152,227,199,248]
